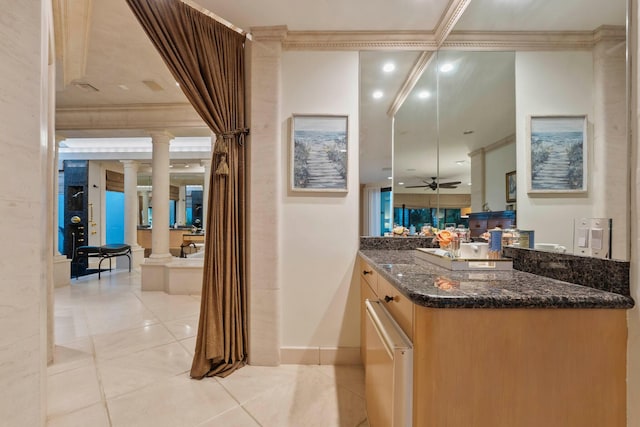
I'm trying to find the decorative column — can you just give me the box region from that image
[149,131,172,260]
[141,131,173,291]
[177,185,186,226]
[201,158,212,230]
[468,147,485,212]
[141,190,150,225]
[248,26,287,365]
[121,160,144,268]
[592,27,628,259]
[53,136,71,288]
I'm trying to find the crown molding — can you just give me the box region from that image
[443,26,625,51]
[282,30,438,51]
[264,24,627,52]
[56,103,207,134]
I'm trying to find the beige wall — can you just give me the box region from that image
[515,51,595,249]
[280,51,361,352]
[0,1,49,426]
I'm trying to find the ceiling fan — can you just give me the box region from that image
[405,177,462,191]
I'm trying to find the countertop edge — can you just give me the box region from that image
[359,250,635,310]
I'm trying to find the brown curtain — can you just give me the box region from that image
[126,0,248,378]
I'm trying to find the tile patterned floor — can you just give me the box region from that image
[48,269,369,427]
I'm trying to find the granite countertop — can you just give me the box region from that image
[359,249,634,309]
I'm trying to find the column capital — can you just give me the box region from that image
[149,130,174,144]
[250,25,288,42]
[120,159,139,169]
[55,134,66,148]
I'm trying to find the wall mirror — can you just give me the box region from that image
[360,0,630,260]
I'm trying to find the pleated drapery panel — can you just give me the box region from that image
[126,0,248,378]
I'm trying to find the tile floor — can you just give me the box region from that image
[49,269,369,427]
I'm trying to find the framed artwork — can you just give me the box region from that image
[290,114,348,193]
[526,115,587,194]
[505,170,516,202]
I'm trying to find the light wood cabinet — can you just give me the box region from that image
[412,307,627,427]
[360,259,378,364]
[358,255,628,427]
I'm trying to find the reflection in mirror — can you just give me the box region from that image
[387,0,628,259]
[392,55,440,230]
[394,51,516,231]
[359,50,423,236]
[137,162,204,228]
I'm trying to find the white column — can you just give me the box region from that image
[177,185,186,226]
[469,147,485,212]
[201,158,212,230]
[592,33,628,260]
[121,160,140,247]
[53,136,63,256]
[148,131,173,262]
[248,27,287,365]
[53,136,71,288]
[141,190,150,225]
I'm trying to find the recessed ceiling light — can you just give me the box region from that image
[185,164,190,168]
[467,182,472,186]
[175,81,180,87]
[455,160,465,165]
[118,84,130,91]
[418,90,431,99]
[398,182,404,185]
[383,62,395,73]
[387,176,393,180]
[169,165,174,168]
[372,90,383,99]
[440,63,454,73]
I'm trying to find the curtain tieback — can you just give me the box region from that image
[214,128,250,175]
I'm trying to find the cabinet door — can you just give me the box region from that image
[360,258,378,294]
[378,277,414,340]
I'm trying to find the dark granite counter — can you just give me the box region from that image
[359,249,634,309]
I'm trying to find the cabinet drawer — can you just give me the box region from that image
[378,277,414,340]
[359,258,378,296]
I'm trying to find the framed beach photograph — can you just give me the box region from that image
[290,114,349,193]
[526,115,588,194]
[505,170,516,202]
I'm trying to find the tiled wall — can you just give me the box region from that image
[503,247,630,296]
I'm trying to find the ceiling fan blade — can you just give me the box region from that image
[405,185,430,188]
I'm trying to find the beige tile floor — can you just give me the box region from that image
[48,269,369,427]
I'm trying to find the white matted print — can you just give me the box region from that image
[527,115,587,194]
[290,114,348,193]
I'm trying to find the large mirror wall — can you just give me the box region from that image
[361,0,629,260]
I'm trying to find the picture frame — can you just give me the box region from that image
[289,114,349,193]
[526,115,588,194]
[505,170,516,203]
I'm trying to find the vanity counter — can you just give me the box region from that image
[359,249,634,309]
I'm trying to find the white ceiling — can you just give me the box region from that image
[195,0,451,32]
[54,0,627,190]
